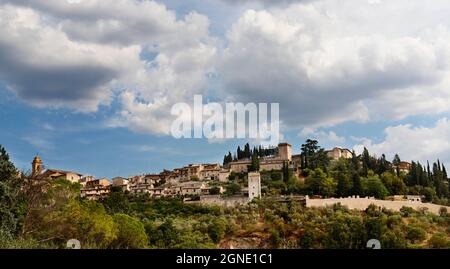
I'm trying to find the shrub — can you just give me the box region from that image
[428,233,448,249]
[208,219,226,244]
[400,206,416,217]
[439,207,448,217]
[270,229,281,247]
[209,187,221,195]
[406,226,426,243]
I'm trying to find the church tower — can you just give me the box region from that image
[32,155,43,175]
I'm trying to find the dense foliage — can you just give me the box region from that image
[257,140,449,206]
[224,143,278,165]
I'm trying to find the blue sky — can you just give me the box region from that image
[1,0,450,178]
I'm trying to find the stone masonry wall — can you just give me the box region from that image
[306,196,450,215]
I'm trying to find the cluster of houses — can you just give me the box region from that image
[30,143,413,201]
[31,156,230,200]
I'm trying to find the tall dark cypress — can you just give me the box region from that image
[408,161,417,186]
[362,147,370,177]
[443,164,448,181]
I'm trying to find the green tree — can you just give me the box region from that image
[270,171,282,181]
[248,152,260,172]
[406,226,426,244]
[226,182,241,196]
[376,154,391,175]
[428,233,448,249]
[111,214,148,249]
[442,164,448,181]
[300,139,330,172]
[306,168,336,197]
[351,172,362,196]
[301,139,319,169]
[381,172,407,195]
[0,145,21,235]
[381,230,407,249]
[102,187,130,214]
[362,172,389,199]
[208,218,226,244]
[223,152,233,166]
[331,159,352,197]
[43,199,117,248]
[209,186,221,195]
[392,154,401,166]
[361,148,371,177]
[244,143,251,159]
[282,161,291,183]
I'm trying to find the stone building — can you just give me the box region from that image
[218,169,231,182]
[179,181,210,196]
[229,143,293,173]
[200,166,221,180]
[326,147,353,160]
[42,169,83,183]
[395,162,412,174]
[128,175,154,195]
[229,159,252,173]
[31,155,83,183]
[80,175,94,187]
[80,179,111,200]
[259,158,287,171]
[112,177,130,192]
[248,172,262,200]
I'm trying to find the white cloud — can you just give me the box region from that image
[219,0,450,130]
[0,0,216,128]
[0,5,141,112]
[221,0,314,7]
[353,118,450,165]
[2,0,450,139]
[300,128,345,144]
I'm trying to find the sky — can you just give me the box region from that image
[1,0,450,178]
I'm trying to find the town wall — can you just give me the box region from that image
[306,196,450,215]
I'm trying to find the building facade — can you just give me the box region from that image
[326,147,353,160]
[248,172,262,200]
[80,179,111,200]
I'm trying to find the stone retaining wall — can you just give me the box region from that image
[306,196,450,215]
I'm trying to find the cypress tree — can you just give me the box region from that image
[408,162,417,186]
[237,146,242,160]
[244,143,251,159]
[443,164,448,181]
[0,145,20,233]
[351,172,362,196]
[362,147,370,177]
[282,161,290,183]
[392,154,401,166]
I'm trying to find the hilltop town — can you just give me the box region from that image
[31,143,298,202]
[28,141,450,214]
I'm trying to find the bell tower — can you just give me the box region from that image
[32,155,43,175]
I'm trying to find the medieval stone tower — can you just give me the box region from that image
[248,172,261,200]
[278,143,292,161]
[32,155,43,175]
